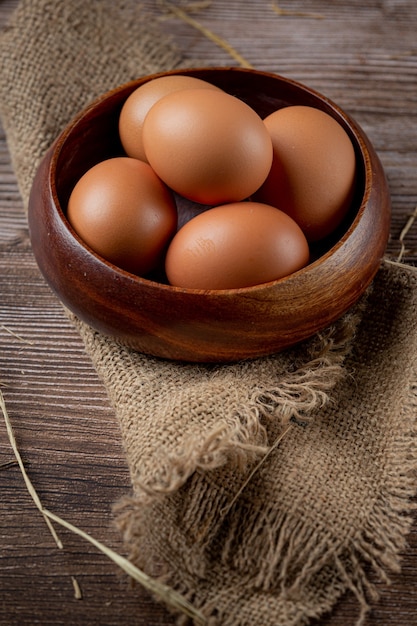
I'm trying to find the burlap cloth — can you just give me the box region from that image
[1,2,417,625]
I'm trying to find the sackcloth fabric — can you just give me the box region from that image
[1,2,416,625]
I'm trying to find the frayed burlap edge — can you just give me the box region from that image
[111,263,417,626]
[71,294,362,502]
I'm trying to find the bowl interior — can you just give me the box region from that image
[52,67,366,285]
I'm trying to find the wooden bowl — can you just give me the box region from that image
[28,67,391,362]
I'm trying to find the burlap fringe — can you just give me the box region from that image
[72,297,362,504]
[146,303,362,498]
[113,275,417,626]
[115,372,417,626]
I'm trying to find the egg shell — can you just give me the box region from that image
[142,89,273,205]
[118,75,222,162]
[67,157,177,276]
[254,105,356,242]
[165,201,310,290]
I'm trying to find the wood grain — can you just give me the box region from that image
[1,1,417,625]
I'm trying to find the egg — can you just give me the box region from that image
[118,75,222,162]
[165,201,310,290]
[254,105,356,242]
[67,157,177,275]
[142,89,273,205]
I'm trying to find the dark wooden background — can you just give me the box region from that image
[1,1,416,625]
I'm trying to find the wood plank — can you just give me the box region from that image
[1,1,416,624]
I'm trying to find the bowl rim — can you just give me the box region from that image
[49,66,374,296]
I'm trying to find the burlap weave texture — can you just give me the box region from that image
[1,2,416,625]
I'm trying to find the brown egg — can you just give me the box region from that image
[118,75,222,162]
[254,105,356,241]
[142,89,273,205]
[165,201,310,290]
[67,157,177,275]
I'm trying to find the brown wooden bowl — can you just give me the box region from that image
[28,67,391,362]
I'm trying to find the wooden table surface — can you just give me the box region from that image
[1,1,416,625]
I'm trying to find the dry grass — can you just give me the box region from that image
[158,0,253,67]
[396,206,417,262]
[271,1,324,19]
[0,389,207,624]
